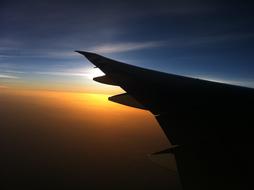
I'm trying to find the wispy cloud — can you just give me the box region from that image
[0,55,11,59]
[87,33,254,54]
[161,33,254,49]
[0,68,104,79]
[45,51,78,58]
[0,74,19,79]
[194,75,254,88]
[33,68,104,79]
[89,41,165,53]
[0,70,26,74]
[1,33,252,59]
[34,71,90,77]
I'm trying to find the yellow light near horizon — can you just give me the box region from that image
[0,87,170,155]
[1,88,170,152]
[1,89,146,116]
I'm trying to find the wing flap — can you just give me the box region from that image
[109,93,147,110]
[93,75,117,86]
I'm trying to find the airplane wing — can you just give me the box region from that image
[76,51,254,190]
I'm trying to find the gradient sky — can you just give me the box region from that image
[1,0,254,93]
[1,1,254,189]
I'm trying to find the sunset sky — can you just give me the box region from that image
[1,0,254,189]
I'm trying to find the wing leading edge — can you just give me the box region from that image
[76,51,254,190]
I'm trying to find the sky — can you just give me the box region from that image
[1,0,254,92]
[1,1,254,189]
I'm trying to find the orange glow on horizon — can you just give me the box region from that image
[0,88,170,157]
[0,88,156,128]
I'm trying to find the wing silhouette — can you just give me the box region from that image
[76,51,254,190]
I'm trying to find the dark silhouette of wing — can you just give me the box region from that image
[76,51,254,190]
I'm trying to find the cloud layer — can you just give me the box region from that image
[89,41,165,54]
[0,74,19,79]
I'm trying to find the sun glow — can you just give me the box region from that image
[0,89,155,131]
[1,89,147,115]
[85,68,105,79]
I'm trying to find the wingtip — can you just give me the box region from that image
[75,50,103,66]
[75,50,82,54]
[75,50,92,55]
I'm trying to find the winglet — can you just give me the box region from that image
[75,50,97,62]
[75,50,113,68]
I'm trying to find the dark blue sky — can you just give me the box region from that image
[1,0,254,91]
